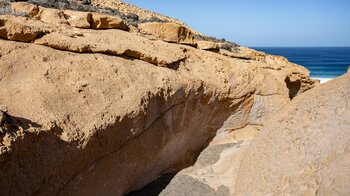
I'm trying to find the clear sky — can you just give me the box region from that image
[124,0,350,47]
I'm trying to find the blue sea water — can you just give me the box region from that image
[253,47,350,78]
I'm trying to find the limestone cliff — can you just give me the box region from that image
[0,1,321,195]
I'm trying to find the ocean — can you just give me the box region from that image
[253,47,350,80]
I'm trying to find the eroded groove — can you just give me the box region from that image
[56,97,194,194]
[55,89,209,194]
[58,91,250,195]
[0,4,318,195]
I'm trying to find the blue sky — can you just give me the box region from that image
[124,0,350,47]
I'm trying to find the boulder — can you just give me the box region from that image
[196,40,219,51]
[0,15,45,42]
[38,7,68,25]
[139,22,196,46]
[91,12,128,30]
[11,2,39,17]
[285,73,319,98]
[64,10,92,28]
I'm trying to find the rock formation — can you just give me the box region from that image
[2,1,344,196]
[138,22,196,46]
[234,72,350,195]
[163,71,350,195]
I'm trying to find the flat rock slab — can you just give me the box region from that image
[35,30,187,66]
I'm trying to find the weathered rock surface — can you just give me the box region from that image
[0,33,309,194]
[11,2,40,17]
[10,2,129,31]
[38,7,69,25]
[91,12,127,30]
[64,9,92,28]
[91,0,186,26]
[139,22,196,46]
[0,1,321,196]
[34,30,187,66]
[197,41,219,51]
[163,69,350,195]
[234,72,350,195]
[162,126,260,196]
[0,15,46,42]
[219,46,319,98]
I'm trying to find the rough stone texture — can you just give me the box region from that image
[9,2,129,31]
[197,41,219,51]
[163,73,350,196]
[11,2,40,17]
[285,73,318,99]
[91,0,186,26]
[91,12,127,30]
[161,103,265,195]
[162,94,278,195]
[0,37,282,195]
[0,15,47,42]
[221,46,297,64]
[220,46,319,98]
[64,9,92,28]
[233,72,350,195]
[162,175,230,196]
[0,27,312,196]
[139,22,196,46]
[34,30,187,66]
[161,139,253,196]
[0,2,320,196]
[38,7,69,25]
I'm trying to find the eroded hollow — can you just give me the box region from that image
[57,92,252,195]
[0,84,253,196]
[285,76,301,99]
[126,172,178,196]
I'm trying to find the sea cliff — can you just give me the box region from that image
[1,1,348,195]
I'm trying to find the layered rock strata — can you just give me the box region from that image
[0,1,319,195]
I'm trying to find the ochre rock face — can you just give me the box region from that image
[64,10,92,28]
[161,126,261,196]
[11,2,40,17]
[34,30,187,66]
[234,72,350,195]
[196,41,219,51]
[139,22,196,46]
[91,0,187,26]
[163,67,350,195]
[0,16,46,42]
[0,1,322,196]
[91,12,128,30]
[38,7,69,25]
[10,2,128,31]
